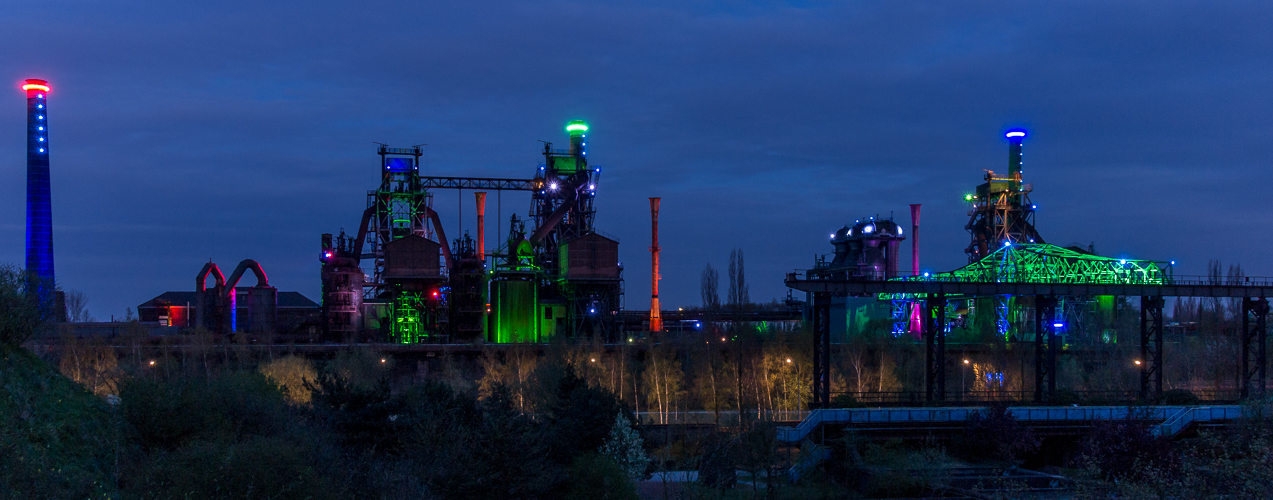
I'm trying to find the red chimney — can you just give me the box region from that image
[475,192,486,262]
[909,204,923,335]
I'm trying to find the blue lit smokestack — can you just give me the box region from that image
[23,79,54,284]
[1005,129,1026,177]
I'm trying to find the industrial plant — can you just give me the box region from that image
[16,78,1272,410]
[315,120,623,344]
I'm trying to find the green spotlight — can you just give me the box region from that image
[566,120,589,135]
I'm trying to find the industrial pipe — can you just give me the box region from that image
[650,197,661,332]
[223,259,269,294]
[352,206,375,259]
[196,262,225,292]
[425,206,455,269]
[529,187,577,245]
[475,192,486,262]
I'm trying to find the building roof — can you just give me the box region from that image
[138,289,319,309]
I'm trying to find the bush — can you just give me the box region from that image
[121,372,289,450]
[259,356,318,405]
[1051,389,1083,406]
[565,454,638,500]
[1077,407,1176,481]
[129,436,339,500]
[306,370,404,454]
[958,403,1038,463]
[1161,389,1199,406]
[830,393,862,408]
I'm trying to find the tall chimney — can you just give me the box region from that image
[1006,129,1026,205]
[909,204,923,335]
[475,192,486,262]
[649,197,662,332]
[909,204,921,276]
[566,120,588,156]
[23,79,55,287]
[1006,130,1025,177]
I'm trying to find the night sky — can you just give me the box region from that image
[3,1,1273,320]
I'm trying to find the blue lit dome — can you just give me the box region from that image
[841,218,903,240]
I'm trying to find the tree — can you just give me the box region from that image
[700,264,720,310]
[600,413,649,481]
[259,356,318,405]
[727,249,749,309]
[64,290,91,322]
[642,346,683,424]
[58,334,120,396]
[0,264,53,346]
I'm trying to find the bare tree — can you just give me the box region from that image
[701,263,720,310]
[728,248,749,310]
[65,290,92,322]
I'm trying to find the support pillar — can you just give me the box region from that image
[812,292,831,408]
[1241,297,1268,400]
[1034,295,1057,403]
[1139,296,1164,401]
[925,293,946,403]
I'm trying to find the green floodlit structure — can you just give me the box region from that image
[880,243,1169,340]
[909,243,1168,285]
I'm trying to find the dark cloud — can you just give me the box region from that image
[1,1,1271,319]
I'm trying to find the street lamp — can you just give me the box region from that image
[962,359,970,395]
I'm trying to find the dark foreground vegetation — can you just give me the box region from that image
[8,263,1273,499]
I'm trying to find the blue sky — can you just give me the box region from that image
[3,1,1272,319]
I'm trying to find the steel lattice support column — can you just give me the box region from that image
[1139,296,1165,401]
[812,292,831,408]
[925,293,947,403]
[1034,295,1058,403]
[1241,297,1269,400]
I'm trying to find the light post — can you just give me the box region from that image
[962,358,970,397]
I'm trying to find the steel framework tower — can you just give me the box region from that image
[965,130,1043,261]
[23,79,54,285]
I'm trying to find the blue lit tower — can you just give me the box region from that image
[23,79,54,283]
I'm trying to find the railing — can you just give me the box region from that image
[829,389,1242,405]
[776,405,1246,442]
[379,147,422,155]
[635,410,809,426]
[791,270,1273,288]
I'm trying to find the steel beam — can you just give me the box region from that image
[420,176,536,191]
[1241,297,1268,400]
[925,294,947,403]
[1034,295,1058,403]
[785,276,1273,298]
[812,292,831,408]
[1139,296,1164,401]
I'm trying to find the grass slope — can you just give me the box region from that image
[0,345,117,499]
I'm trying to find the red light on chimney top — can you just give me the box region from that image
[22,79,50,92]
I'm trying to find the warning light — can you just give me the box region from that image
[1005,130,1026,138]
[431,290,439,297]
[565,120,589,134]
[22,82,50,92]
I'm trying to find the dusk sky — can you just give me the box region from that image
[3,1,1273,320]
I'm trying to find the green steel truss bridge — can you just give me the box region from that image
[787,243,1272,408]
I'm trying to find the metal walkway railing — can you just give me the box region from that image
[776,405,1245,443]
